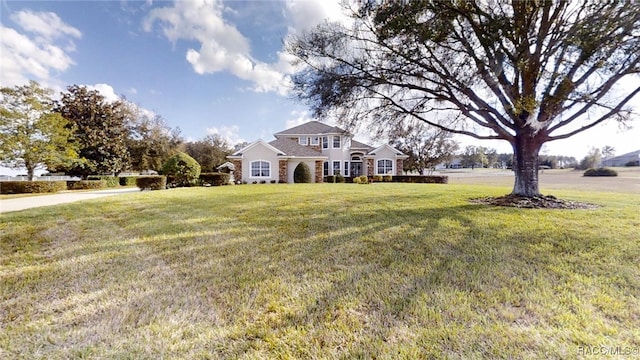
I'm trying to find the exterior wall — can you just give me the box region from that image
[279,160,287,183]
[372,147,402,175]
[366,158,374,176]
[232,160,242,183]
[315,161,323,183]
[287,160,317,183]
[241,143,280,182]
[396,159,404,175]
[320,135,352,175]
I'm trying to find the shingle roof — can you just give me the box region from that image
[274,121,348,136]
[350,139,374,151]
[268,138,324,157]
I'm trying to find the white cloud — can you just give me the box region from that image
[86,83,121,103]
[206,125,245,145]
[143,0,354,96]
[0,10,80,87]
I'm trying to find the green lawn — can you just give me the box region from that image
[1,184,639,359]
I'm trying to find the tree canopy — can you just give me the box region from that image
[0,81,79,180]
[288,0,640,197]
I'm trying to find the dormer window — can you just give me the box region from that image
[298,137,308,145]
[332,136,341,149]
[322,136,328,149]
[310,136,319,145]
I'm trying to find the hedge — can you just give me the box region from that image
[199,172,230,186]
[391,175,449,184]
[87,176,120,187]
[119,176,138,186]
[161,152,201,187]
[0,181,67,194]
[583,168,618,177]
[67,180,107,190]
[136,176,167,191]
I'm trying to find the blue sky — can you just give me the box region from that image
[1,0,639,173]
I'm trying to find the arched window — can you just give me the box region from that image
[377,159,393,174]
[250,160,270,177]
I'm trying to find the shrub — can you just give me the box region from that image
[294,162,312,183]
[136,176,167,191]
[383,175,393,182]
[353,175,370,184]
[336,174,345,183]
[88,176,119,187]
[161,152,201,187]
[583,168,618,177]
[68,180,107,190]
[119,176,138,186]
[199,172,230,186]
[325,175,336,183]
[372,175,383,182]
[391,175,449,184]
[625,160,639,167]
[0,181,67,194]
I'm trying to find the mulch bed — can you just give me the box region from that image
[470,194,599,209]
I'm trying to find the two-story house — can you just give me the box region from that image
[227,121,408,183]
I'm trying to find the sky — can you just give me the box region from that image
[1,0,639,176]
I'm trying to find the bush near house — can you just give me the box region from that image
[161,152,201,187]
[392,175,449,184]
[136,176,167,191]
[199,172,231,186]
[87,176,120,188]
[67,180,107,190]
[294,163,312,183]
[352,175,370,184]
[0,181,67,194]
[583,168,618,177]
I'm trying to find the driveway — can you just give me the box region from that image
[0,187,140,213]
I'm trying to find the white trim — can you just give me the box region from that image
[232,140,284,157]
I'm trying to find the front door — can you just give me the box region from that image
[350,162,363,177]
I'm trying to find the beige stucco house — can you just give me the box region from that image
[227,121,408,183]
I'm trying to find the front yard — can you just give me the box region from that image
[1,183,639,358]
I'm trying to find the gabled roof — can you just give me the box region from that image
[350,139,374,151]
[274,121,349,136]
[268,138,325,157]
[367,144,410,158]
[229,139,284,157]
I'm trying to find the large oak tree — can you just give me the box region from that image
[288,0,640,197]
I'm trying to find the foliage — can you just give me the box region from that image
[389,121,459,174]
[119,176,138,186]
[288,1,640,197]
[584,168,618,177]
[183,134,232,173]
[199,172,230,186]
[391,175,449,184]
[382,175,393,182]
[125,104,182,172]
[135,175,166,191]
[87,176,120,188]
[0,180,67,194]
[293,162,312,183]
[578,147,602,170]
[372,175,383,182]
[352,175,369,184]
[161,152,201,187]
[0,81,80,180]
[2,185,638,358]
[625,160,639,167]
[601,145,616,159]
[67,180,107,190]
[335,173,345,183]
[460,145,489,169]
[324,175,336,183]
[54,85,130,178]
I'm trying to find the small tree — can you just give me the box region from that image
[578,147,602,170]
[293,162,312,183]
[161,152,201,187]
[460,146,489,170]
[0,82,79,180]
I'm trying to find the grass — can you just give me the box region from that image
[1,183,639,359]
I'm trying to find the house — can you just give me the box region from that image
[227,121,408,183]
[601,149,640,167]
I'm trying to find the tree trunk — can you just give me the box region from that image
[26,162,35,181]
[511,135,543,197]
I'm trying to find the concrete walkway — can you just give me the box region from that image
[0,187,140,213]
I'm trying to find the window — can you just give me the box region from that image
[322,136,328,149]
[323,161,329,176]
[311,136,319,145]
[250,161,270,177]
[333,161,341,175]
[298,137,308,145]
[344,161,349,176]
[377,159,393,174]
[333,136,341,148]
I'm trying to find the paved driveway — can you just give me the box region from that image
[0,187,140,213]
